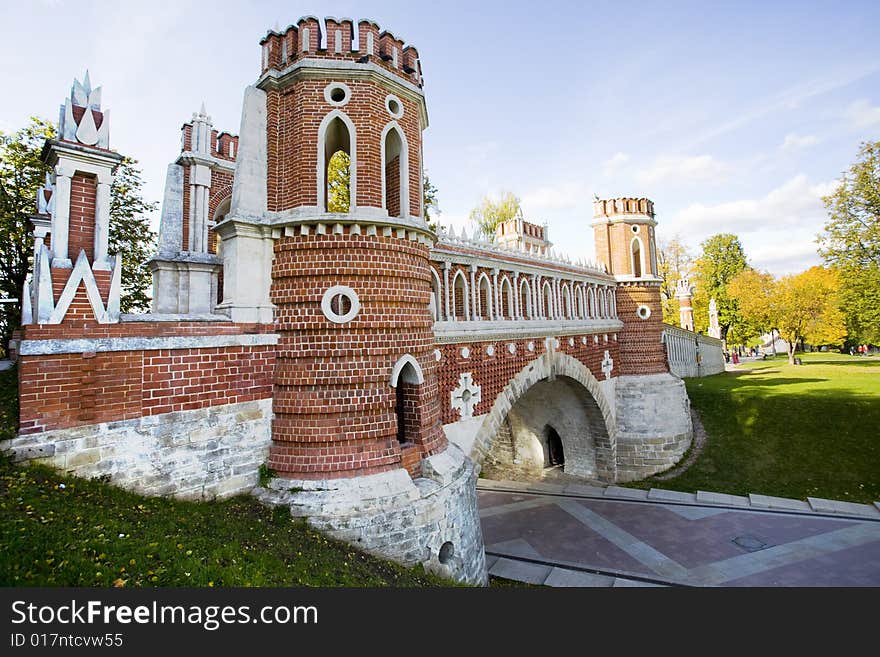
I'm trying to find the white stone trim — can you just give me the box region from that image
[390,354,425,386]
[324,81,352,107]
[385,93,404,119]
[19,333,279,356]
[320,285,360,323]
[433,318,623,343]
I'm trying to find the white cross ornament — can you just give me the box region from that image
[601,350,614,380]
[451,372,482,419]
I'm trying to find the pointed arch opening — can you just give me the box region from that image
[452,270,469,321]
[576,285,585,319]
[542,281,553,319]
[519,278,532,319]
[562,283,573,319]
[499,276,514,320]
[391,355,424,447]
[317,111,357,212]
[477,273,492,320]
[631,237,644,278]
[382,122,409,219]
[430,268,442,321]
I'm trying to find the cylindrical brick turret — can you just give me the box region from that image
[258,17,443,480]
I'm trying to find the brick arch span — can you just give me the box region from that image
[471,351,618,482]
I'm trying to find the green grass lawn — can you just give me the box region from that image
[0,365,453,587]
[635,352,880,504]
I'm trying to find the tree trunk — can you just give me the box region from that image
[788,340,796,365]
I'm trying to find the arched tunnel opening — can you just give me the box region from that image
[482,375,607,482]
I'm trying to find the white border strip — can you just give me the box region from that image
[19,333,279,356]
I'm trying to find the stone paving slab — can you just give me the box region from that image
[488,557,553,585]
[696,490,751,507]
[605,486,649,500]
[564,483,608,497]
[612,578,665,587]
[543,567,615,587]
[648,488,698,503]
[808,497,880,518]
[749,493,812,512]
[479,489,880,587]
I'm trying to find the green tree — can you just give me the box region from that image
[326,150,350,213]
[657,236,693,324]
[423,174,439,229]
[109,158,157,313]
[728,268,777,346]
[0,117,54,355]
[469,191,521,238]
[0,118,156,353]
[818,140,880,345]
[691,233,749,341]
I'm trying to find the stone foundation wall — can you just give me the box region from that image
[614,373,692,481]
[256,443,486,585]
[1,398,273,500]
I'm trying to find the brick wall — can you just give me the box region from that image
[266,78,422,216]
[436,334,620,425]
[68,172,97,262]
[17,322,275,436]
[616,284,668,375]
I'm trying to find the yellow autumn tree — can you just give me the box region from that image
[728,269,776,345]
[770,266,846,364]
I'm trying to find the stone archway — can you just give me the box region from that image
[471,351,617,482]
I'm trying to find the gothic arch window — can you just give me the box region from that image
[519,278,532,319]
[452,270,469,321]
[588,286,597,318]
[317,110,357,212]
[430,267,442,321]
[600,287,609,318]
[381,122,410,219]
[609,288,617,317]
[499,276,514,320]
[477,273,493,320]
[390,355,424,447]
[576,285,586,319]
[631,236,644,278]
[561,283,573,319]
[542,281,553,319]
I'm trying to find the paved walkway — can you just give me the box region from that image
[479,480,880,587]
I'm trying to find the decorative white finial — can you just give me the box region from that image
[59,71,110,148]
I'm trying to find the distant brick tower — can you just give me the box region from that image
[221,17,484,583]
[592,198,666,375]
[591,198,692,482]
[676,278,695,332]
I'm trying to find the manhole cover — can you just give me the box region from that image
[732,535,770,552]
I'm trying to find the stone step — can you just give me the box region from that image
[808,497,880,518]
[605,485,649,500]
[488,557,553,585]
[748,493,811,512]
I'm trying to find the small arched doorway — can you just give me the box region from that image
[545,426,564,468]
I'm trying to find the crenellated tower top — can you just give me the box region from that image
[592,197,655,224]
[259,16,423,88]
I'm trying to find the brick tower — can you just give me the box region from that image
[591,198,693,481]
[219,17,485,583]
[592,198,666,374]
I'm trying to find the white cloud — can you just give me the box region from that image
[601,152,630,175]
[521,182,587,212]
[671,174,835,233]
[845,99,880,129]
[636,154,728,185]
[748,239,821,275]
[781,133,819,150]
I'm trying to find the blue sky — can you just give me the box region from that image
[2,0,879,275]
